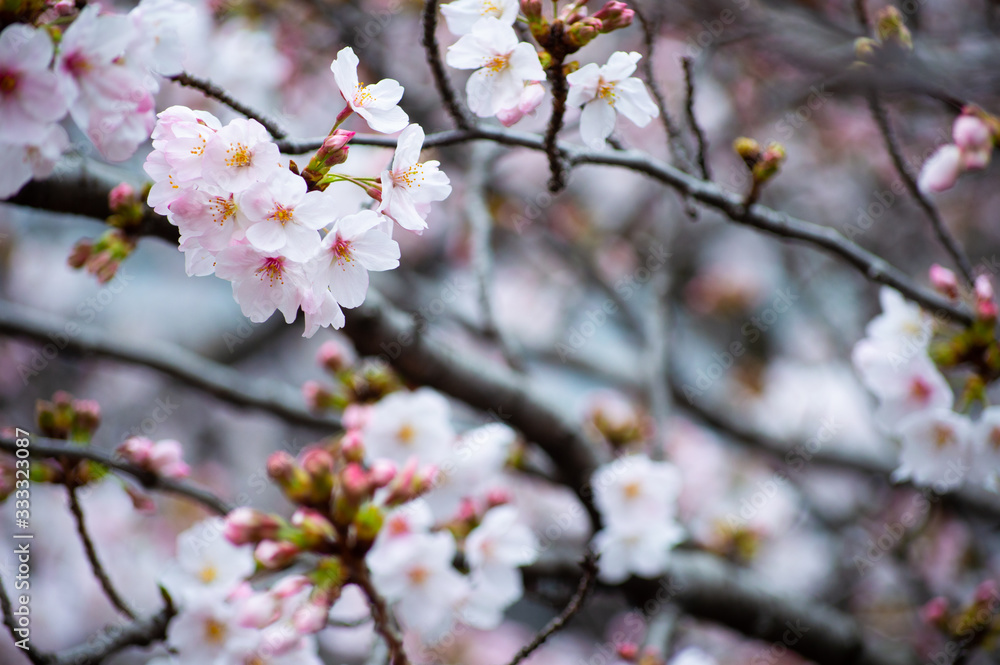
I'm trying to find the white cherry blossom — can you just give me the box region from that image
[214,245,311,324]
[307,209,400,308]
[0,24,68,145]
[240,169,331,261]
[566,51,659,149]
[441,0,519,35]
[893,408,972,489]
[330,47,408,134]
[162,518,256,599]
[362,388,456,466]
[202,118,282,192]
[378,124,452,232]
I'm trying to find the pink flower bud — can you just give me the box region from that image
[236,591,282,628]
[975,579,999,604]
[920,596,949,626]
[918,144,964,193]
[341,463,371,499]
[342,404,372,430]
[302,381,330,411]
[272,574,311,599]
[317,340,350,372]
[340,429,366,462]
[368,459,397,488]
[292,598,330,634]
[975,274,995,301]
[617,642,639,661]
[108,182,136,212]
[953,116,992,152]
[485,487,512,508]
[118,436,154,465]
[255,540,300,569]
[148,439,190,479]
[520,0,542,19]
[267,451,297,482]
[291,507,336,543]
[497,83,546,127]
[929,264,959,300]
[224,507,282,545]
[317,130,355,167]
[300,448,334,479]
[365,184,383,202]
[52,0,75,16]
[593,1,634,32]
[456,497,479,523]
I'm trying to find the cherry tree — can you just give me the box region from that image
[0,0,999,665]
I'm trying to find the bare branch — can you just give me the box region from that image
[866,93,975,284]
[0,436,232,515]
[0,300,341,431]
[0,570,50,664]
[352,565,409,665]
[633,3,686,163]
[504,550,598,665]
[167,72,288,140]
[66,486,137,620]
[421,0,472,130]
[681,57,712,181]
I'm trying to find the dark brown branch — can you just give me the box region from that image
[0,436,232,515]
[66,486,136,620]
[682,57,712,180]
[167,72,288,140]
[421,0,471,130]
[505,551,598,665]
[0,300,341,431]
[866,94,974,284]
[634,3,688,167]
[543,27,570,193]
[0,570,49,664]
[352,565,409,665]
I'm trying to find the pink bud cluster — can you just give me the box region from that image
[117,436,191,479]
[919,111,997,193]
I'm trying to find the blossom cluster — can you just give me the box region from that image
[144,47,451,336]
[0,0,195,198]
[852,285,1000,491]
[440,0,659,148]
[590,453,685,583]
[919,110,998,193]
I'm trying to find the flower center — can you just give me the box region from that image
[388,515,410,537]
[210,194,238,226]
[203,618,227,644]
[908,376,933,403]
[396,423,416,445]
[332,236,353,262]
[482,0,501,16]
[62,51,91,77]
[269,204,294,225]
[407,565,430,587]
[623,481,642,500]
[353,83,374,107]
[598,80,618,105]
[199,565,218,584]
[225,142,253,168]
[393,165,425,189]
[255,257,286,285]
[932,424,956,449]
[990,427,1000,451]
[485,54,510,74]
[0,71,17,94]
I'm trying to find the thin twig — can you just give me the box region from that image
[167,72,288,139]
[66,486,137,620]
[352,566,409,665]
[853,0,871,32]
[504,550,599,665]
[0,300,342,431]
[0,436,233,515]
[0,570,49,664]
[421,0,471,129]
[633,3,688,167]
[866,93,975,284]
[681,57,711,180]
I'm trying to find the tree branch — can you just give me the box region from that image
[0,436,232,515]
[167,72,288,140]
[0,300,340,431]
[66,486,137,620]
[421,0,471,130]
[682,57,712,181]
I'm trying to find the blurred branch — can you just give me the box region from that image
[0,436,233,515]
[421,0,471,130]
[634,2,688,167]
[530,549,916,665]
[681,57,711,181]
[866,93,974,284]
[67,486,137,620]
[167,72,289,140]
[505,550,599,665]
[0,300,339,431]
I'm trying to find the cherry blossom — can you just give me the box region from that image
[496,81,545,127]
[0,124,69,199]
[566,51,660,149]
[592,521,685,584]
[424,423,514,520]
[308,209,400,308]
[378,124,453,232]
[441,0,520,35]
[240,169,331,261]
[202,118,282,192]
[162,518,256,599]
[214,245,311,324]
[0,24,68,145]
[127,0,197,76]
[168,184,248,251]
[367,531,469,640]
[330,46,408,134]
[362,388,457,466]
[893,408,972,489]
[301,288,346,337]
[151,105,222,183]
[167,590,259,665]
[445,17,546,118]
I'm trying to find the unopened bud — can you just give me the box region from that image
[340,429,366,463]
[353,503,384,547]
[369,459,397,488]
[593,1,634,32]
[237,591,282,628]
[108,182,136,212]
[340,463,371,501]
[565,17,602,50]
[520,0,542,19]
[291,507,336,547]
[255,540,300,569]
[875,6,912,50]
[854,37,878,61]
[317,340,351,373]
[733,137,761,166]
[224,507,283,545]
[929,264,959,300]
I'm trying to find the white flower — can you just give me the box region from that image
[330,47,408,134]
[0,24,68,146]
[378,124,452,232]
[301,289,346,337]
[593,454,682,529]
[362,388,456,466]
[592,521,684,584]
[441,0,519,35]
[852,341,953,430]
[167,590,258,665]
[202,118,282,192]
[127,0,197,76]
[864,287,933,351]
[0,124,69,199]
[162,518,256,599]
[214,245,311,324]
[445,17,546,118]
[668,647,718,665]
[241,169,331,261]
[150,105,222,183]
[307,209,400,308]
[893,408,972,489]
[367,531,468,640]
[566,51,659,149]
[423,423,514,520]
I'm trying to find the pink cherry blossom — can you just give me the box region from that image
[441,0,519,35]
[378,124,452,232]
[202,117,282,192]
[0,24,69,145]
[301,288,346,337]
[918,144,963,193]
[240,169,331,260]
[0,124,69,199]
[308,209,399,308]
[330,47,408,134]
[214,245,310,324]
[496,81,545,127]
